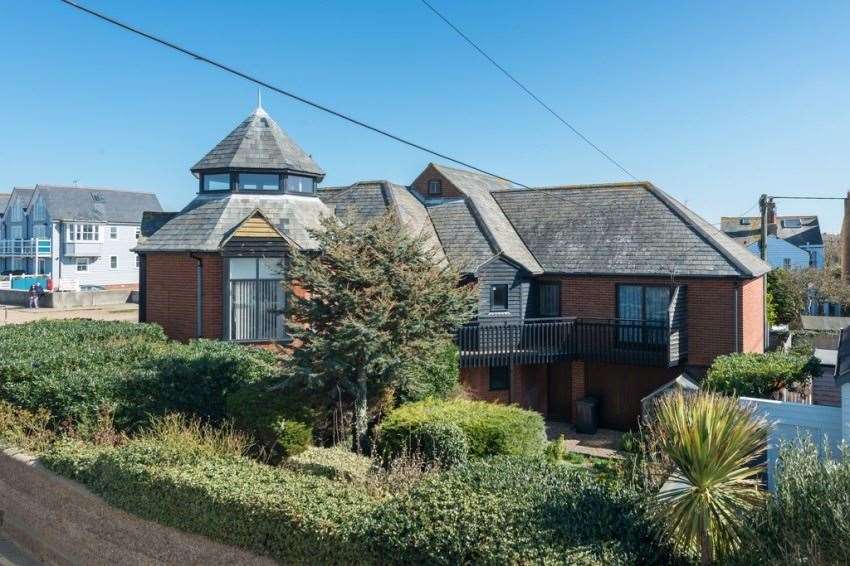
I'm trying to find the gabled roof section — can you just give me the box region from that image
[0,193,11,216]
[2,187,34,219]
[136,193,332,253]
[318,181,446,266]
[777,215,822,247]
[492,182,771,278]
[720,216,762,247]
[191,107,324,178]
[220,209,297,248]
[31,185,161,223]
[427,199,496,274]
[430,163,543,274]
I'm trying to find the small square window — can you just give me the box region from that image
[490,284,509,312]
[76,258,89,272]
[427,179,442,195]
[783,258,792,268]
[109,256,118,270]
[739,217,750,225]
[489,366,509,391]
[109,226,118,240]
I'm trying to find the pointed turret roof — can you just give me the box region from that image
[191,107,324,178]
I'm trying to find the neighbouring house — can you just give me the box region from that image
[0,185,162,288]
[138,104,771,430]
[721,212,824,269]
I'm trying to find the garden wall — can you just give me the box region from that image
[0,447,273,566]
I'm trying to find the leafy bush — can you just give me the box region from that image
[703,352,820,398]
[377,398,546,459]
[0,400,55,453]
[734,437,850,565]
[394,340,461,404]
[359,456,669,564]
[287,446,374,482]
[0,320,279,429]
[379,420,469,469]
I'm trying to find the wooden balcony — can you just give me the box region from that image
[456,317,687,369]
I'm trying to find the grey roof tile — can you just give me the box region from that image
[31,185,161,224]
[427,199,494,274]
[191,107,324,177]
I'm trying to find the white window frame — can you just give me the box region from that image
[427,179,442,195]
[109,226,119,240]
[67,224,101,242]
[109,255,118,270]
[76,258,89,272]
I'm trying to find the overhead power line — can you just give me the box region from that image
[420,0,639,182]
[59,0,530,188]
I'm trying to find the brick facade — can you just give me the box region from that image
[143,253,223,342]
[410,164,464,199]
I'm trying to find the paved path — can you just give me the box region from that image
[0,304,138,325]
[0,533,39,566]
[546,421,624,459]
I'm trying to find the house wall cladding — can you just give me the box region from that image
[476,257,529,322]
[144,253,223,341]
[557,275,764,367]
[0,448,273,566]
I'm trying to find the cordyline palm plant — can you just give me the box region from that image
[643,390,768,565]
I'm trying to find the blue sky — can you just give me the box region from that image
[2,1,850,231]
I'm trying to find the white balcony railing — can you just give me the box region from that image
[0,239,52,258]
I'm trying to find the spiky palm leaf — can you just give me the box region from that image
[646,391,768,564]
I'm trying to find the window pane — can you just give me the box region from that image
[239,173,279,191]
[489,366,509,391]
[645,287,670,323]
[229,258,256,280]
[491,284,508,311]
[617,285,642,320]
[285,175,315,194]
[204,173,231,191]
[258,258,285,279]
[538,283,559,317]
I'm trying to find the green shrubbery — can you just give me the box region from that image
[703,351,820,398]
[394,340,461,404]
[0,320,278,430]
[377,398,546,460]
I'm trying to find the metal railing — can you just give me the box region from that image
[456,317,686,368]
[0,239,51,258]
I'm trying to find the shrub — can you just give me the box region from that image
[287,446,374,482]
[394,340,461,404]
[0,400,55,453]
[379,420,469,469]
[377,398,546,459]
[359,456,668,564]
[734,437,850,565]
[703,351,820,398]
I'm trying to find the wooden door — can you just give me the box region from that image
[547,362,572,421]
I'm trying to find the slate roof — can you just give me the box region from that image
[492,182,771,277]
[427,199,495,274]
[0,193,10,216]
[318,181,445,265]
[191,107,324,177]
[30,185,162,223]
[136,193,332,252]
[430,164,543,274]
[2,188,34,218]
[720,215,823,248]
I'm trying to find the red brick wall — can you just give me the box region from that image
[559,275,764,367]
[144,253,223,342]
[740,275,765,354]
[410,164,464,199]
[460,367,509,404]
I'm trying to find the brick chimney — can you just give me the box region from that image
[842,192,850,283]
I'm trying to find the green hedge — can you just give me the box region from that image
[42,441,666,565]
[377,398,546,458]
[0,320,278,429]
[703,351,821,398]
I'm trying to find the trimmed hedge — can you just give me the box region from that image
[703,351,820,398]
[0,320,279,429]
[377,398,546,459]
[42,442,666,565]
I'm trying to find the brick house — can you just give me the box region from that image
[138,107,771,430]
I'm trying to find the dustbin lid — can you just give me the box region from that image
[576,396,597,407]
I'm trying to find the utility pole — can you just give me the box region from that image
[758,193,769,260]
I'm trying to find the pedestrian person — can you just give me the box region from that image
[28,283,39,309]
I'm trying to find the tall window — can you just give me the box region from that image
[617,285,670,345]
[109,226,119,240]
[490,284,509,312]
[228,257,287,341]
[536,282,560,317]
[203,173,231,191]
[109,256,118,270]
[285,175,315,194]
[238,173,280,191]
[427,179,442,196]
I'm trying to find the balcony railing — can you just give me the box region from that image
[0,239,51,258]
[456,317,687,368]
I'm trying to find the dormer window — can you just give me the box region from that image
[428,179,442,196]
[285,175,315,194]
[238,173,279,191]
[739,218,750,225]
[782,218,802,229]
[203,173,231,192]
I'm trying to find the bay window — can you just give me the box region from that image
[617,285,670,346]
[228,257,287,341]
[66,224,100,241]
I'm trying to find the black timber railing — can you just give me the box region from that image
[456,317,686,368]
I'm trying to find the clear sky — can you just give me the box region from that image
[2,1,850,231]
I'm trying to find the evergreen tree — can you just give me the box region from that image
[286,213,476,453]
